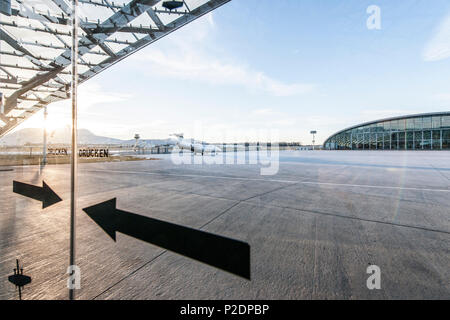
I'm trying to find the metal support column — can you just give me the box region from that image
[42,107,47,165]
[69,0,78,301]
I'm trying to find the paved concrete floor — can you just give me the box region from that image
[0,150,449,299]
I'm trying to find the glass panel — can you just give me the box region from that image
[377,133,383,142]
[414,117,423,130]
[391,132,398,149]
[432,116,441,129]
[384,132,391,149]
[390,120,399,131]
[442,116,450,128]
[432,138,441,150]
[423,130,431,149]
[443,140,450,150]
[399,132,406,150]
[345,132,351,150]
[432,130,441,140]
[407,131,414,141]
[406,139,414,150]
[414,131,423,149]
[414,131,422,141]
[357,134,363,149]
[406,118,415,130]
[443,129,450,140]
[364,133,370,149]
[370,133,376,149]
[407,131,414,149]
[377,122,384,132]
[2,0,449,301]
[0,0,76,300]
[422,117,432,129]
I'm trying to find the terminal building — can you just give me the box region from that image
[324,112,450,150]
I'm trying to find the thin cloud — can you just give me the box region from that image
[12,81,132,133]
[206,12,215,27]
[77,82,132,111]
[433,93,450,102]
[251,108,278,116]
[359,109,418,119]
[423,13,450,61]
[134,13,315,97]
[138,49,315,96]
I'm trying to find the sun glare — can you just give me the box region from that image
[16,109,71,133]
[44,117,70,131]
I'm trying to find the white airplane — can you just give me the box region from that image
[169,133,221,155]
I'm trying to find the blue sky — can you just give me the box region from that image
[20,0,450,144]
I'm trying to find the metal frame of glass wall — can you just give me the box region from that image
[324,112,450,150]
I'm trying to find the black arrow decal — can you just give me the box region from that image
[13,180,62,209]
[83,198,250,280]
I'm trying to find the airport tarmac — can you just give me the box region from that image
[0,150,449,299]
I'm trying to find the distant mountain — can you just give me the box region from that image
[0,127,171,146]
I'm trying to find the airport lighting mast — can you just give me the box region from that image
[134,134,140,152]
[310,130,317,150]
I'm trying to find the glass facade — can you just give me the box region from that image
[324,113,450,150]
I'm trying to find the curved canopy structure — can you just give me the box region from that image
[0,0,230,138]
[324,112,450,150]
